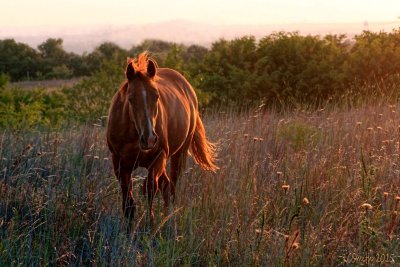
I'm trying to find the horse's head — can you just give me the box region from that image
[125,54,159,151]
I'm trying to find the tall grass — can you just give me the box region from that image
[1,99,400,266]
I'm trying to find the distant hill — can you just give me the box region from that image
[1,20,399,54]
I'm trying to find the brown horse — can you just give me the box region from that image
[106,52,217,221]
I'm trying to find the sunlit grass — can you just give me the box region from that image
[1,99,400,265]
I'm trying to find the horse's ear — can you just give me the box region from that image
[126,61,135,80]
[147,59,157,78]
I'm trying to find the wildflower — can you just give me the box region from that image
[292,242,300,250]
[282,185,290,192]
[302,197,310,205]
[361,203,373,210]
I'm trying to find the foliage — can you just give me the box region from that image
[196,37,258,105]
[0,39,40,81]
[349,29,400,82]
[62,61,124,122]
[254,32,350,102]
[0,87,66,128]
[0,73,9,89]
[2,29,400,126]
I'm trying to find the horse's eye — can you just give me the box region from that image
[152,92,159,100]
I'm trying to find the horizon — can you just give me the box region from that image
[2,0,400,26]
[1,0,400,54]
[2,20,400,54]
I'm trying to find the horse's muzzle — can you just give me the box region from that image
[139,132,158,150]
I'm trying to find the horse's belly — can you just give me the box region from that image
[166,109,195,155]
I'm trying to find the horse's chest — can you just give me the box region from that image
[109,137,161,168]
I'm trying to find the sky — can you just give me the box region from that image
[1,0,400,27]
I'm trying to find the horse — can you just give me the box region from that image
[106,52,218,221]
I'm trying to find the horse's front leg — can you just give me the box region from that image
[112,154,135,221]
[143,151,167,221]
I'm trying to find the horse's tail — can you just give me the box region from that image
[190,113,218,172]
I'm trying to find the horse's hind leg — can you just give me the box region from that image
[168,144,190,201]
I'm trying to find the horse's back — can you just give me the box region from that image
[156,68,198,155]
[156,68,198,108]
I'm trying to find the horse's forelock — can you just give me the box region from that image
[129,52,148,72]
[126,52,158,84]
[136,52,149,71]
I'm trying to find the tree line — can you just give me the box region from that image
[0,38,206,81]
[3,30,400,98]
[2,29,400,127]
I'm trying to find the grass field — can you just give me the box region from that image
[9,79,81,91]
[1,101,400,266]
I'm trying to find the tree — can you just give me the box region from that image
[85,42,127,74]
[349,30,400,82]
[196,36,258,104]
[38,38,73,79]
[255,32,350,102]
[130,39,175,66]
[38,38,66,59]
[0,39,40,81]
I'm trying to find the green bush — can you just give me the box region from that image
[0,87,66,128]
[0,73,9,89]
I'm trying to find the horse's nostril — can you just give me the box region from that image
[148,134,157,147]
